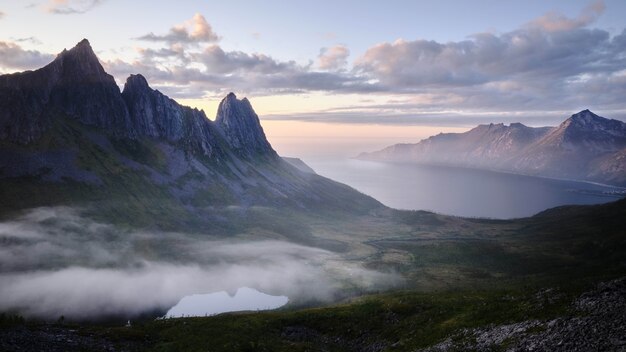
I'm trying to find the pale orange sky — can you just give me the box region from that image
[258,120,467,159]
[177,95,469,159]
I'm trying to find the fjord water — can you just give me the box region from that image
[165,287,288,318]
[307,158,624,219]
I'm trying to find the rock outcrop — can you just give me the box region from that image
[418,277,626,352]
[215,93,276,158]
[0,39,275,159]
[0,39,131,143]
[121,74,222,156]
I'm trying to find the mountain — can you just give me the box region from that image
[359,122,551,169]
[359,110,626,186]
[0,39,380,231]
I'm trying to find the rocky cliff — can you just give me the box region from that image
[0,39,381,227]
[0,39,131,143]
[215,92,276,158]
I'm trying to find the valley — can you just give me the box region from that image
[0,38,624,351]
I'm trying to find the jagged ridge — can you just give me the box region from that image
[0,39,382,225]
[0,39,275,160]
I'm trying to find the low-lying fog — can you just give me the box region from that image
[0,207,397,320]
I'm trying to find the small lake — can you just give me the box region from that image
[164,287,288,318]
[307,158,625,219]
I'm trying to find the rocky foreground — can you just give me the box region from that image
[419,277,626,352]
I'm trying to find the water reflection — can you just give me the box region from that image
[307,158,624,218]
[164,287,288,318]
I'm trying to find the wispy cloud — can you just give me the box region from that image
[43,0,106,14]
[0,11,5,19]
[527,0,605,32]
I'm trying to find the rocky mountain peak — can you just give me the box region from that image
[122,74,150,93]
[0,38,132,143]
[215,93,275,157]
[559,110,626,137]
[568,109,603,125]
[53,39,110,82]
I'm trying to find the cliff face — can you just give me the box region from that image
[0,39,131,143]
[215,92,276,158]
[121,74,223,157]
[0,39,278,160]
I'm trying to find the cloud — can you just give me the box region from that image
[197,45,294,74]
[137,13,220,44]
[104,42,378,98]
[12,37,43,45]
[318,45,350,70]
[354,26,620,89]
[43,0,106,14]
[0,207,398,320]
[6,1,605,124]
[348,8,626,116]
[0,11,5,19]
[527,0,605,32]
[0,41,55,71]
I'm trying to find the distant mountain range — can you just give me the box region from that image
[358,110,626,186]
[0,39,379,230]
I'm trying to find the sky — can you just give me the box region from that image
[1,0,625,158]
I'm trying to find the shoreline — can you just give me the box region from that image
[349,157,626,191]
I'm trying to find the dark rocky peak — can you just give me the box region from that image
[52,39,113,84]
[0,39,131,143]
[121,74,221,156]
[567,109,603,126]
[540,110,626,152]
[215,92,275,157]
[123,73,150,92]
[43,39,130,131]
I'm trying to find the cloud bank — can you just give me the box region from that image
[109,4,626,117]
[0,207,396,320]
[0,41,55,72]
[3,2,625,124]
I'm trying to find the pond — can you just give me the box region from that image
[164,287,289,318]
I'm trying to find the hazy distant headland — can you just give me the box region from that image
[358,110,626,187]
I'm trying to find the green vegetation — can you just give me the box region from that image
[10,277,598,352]
[1,114,625,351]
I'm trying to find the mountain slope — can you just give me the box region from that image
[0,39,381,231]
[511,110,626,181]
[360,122,551,169]
[359,110,626,185]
